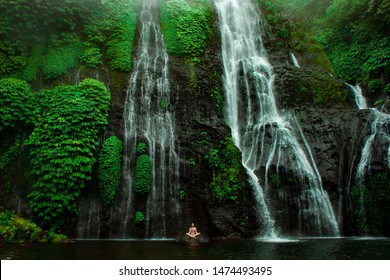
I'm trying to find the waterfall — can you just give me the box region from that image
[348,84,390,234]
[347,84,368,110]
[356,108,390,185]
[348,84,390,183]
[290,52,300,68]
[215,0,339,237]
[121,0,180,238]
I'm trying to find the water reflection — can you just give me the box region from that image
[1,238,390,260]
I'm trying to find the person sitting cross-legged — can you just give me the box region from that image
[186,223,201,239]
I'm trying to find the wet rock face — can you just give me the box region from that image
[296,107,372,235]
[263,49,390,235]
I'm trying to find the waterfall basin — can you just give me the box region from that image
[1,237,390,260]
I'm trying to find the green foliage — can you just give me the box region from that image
[0,0,138,80]
[384,84,390,94]
[259,0,307,51]
[43,35,83,79]
[17,46,44,83]
[0,0,94,80]
[309,75,349,105]
[206,137,245,202]
[0,78,33,131]
[160,0,214,63]
[205,149,222,168]
[351,173,390,235]
[368,79,382,93]
[134,211,145,224]
[373,99,385,107]
[284,70,349,106]
[0,135,21,171]
[136,142,148,155]
[188,158,196,166]
[260,1,389,86]
[193,131,210,148]
[81,46,103,69]
[313,0,389,83]
[134,155,152,194]
[211,88,223,115]
[0,211,68,243]
[82,0,139,71]
[25,79,110,230]
[161,98,168,110]
[98,136,123,207]
[179,189,186,200]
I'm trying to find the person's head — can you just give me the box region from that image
[191,223,195,227]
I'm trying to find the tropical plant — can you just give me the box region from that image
[98,136,123,207]
[0,211,68,243]
[134,211,145,224]
[160,0,214,63]
[136,142,148,155]
[0,78,33,131]
[206,137,245,202]
[134,155,152,194]
[26,79,110,230]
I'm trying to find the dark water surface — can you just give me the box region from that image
[1,237,390,260]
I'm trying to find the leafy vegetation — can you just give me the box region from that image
[43,35,83,80]
[287,0,388,87]
[134,211,145,224]
[368,79,382,93]
[0,211,68,243]
[322,0,389,83]
[193,131,211,148]
[134,155,152,195]
[179,189,186,200]
[259,0,389,96]
[0,0,138,82]
[205,137,245,202]
[136,142,148,155]
[98,136,123,207]
[25,79,110,230]
[0,136,21,172]
[0,78,33,131]
[160,0,214,63]
[134,141,152,194]
[259,0,307,51]
[100,0,138,71]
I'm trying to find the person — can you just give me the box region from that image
[186,222,201,239]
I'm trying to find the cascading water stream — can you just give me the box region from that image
[290,52,300,68]
[215,0,339,237]
[348,85,390,232]
[120,0,180,238]
[347,84,367,110]
[348,84,390,183]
